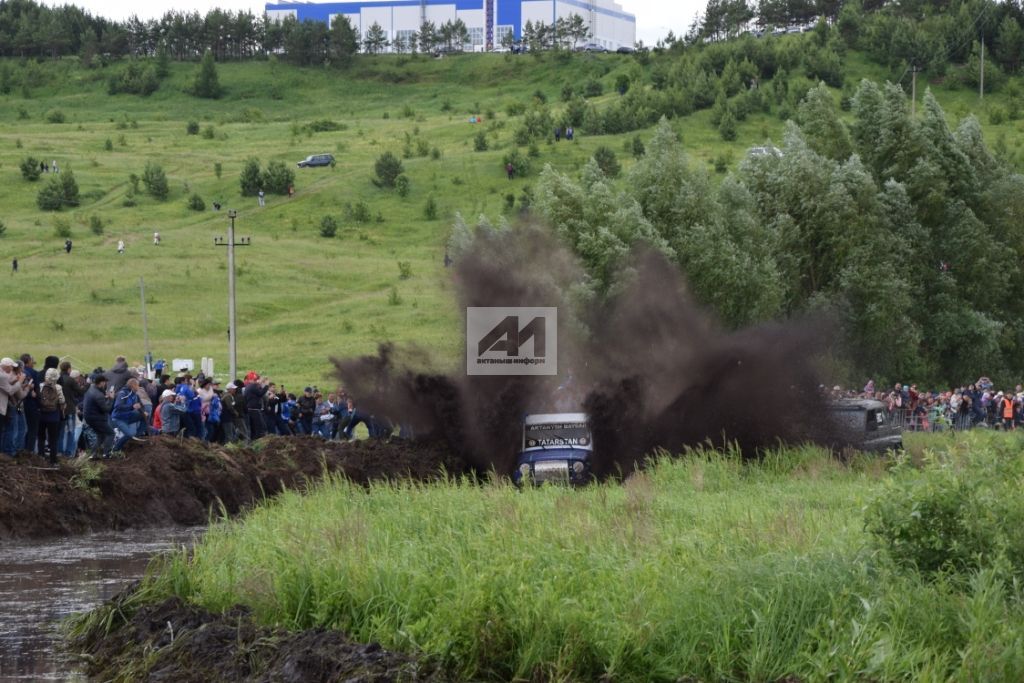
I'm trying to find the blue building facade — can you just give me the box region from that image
[264,0,636,51]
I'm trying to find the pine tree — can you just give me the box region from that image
[192,50,222,99]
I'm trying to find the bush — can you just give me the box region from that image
[397,261,412,279]
[107,61,159,96]
[262,160,295,195]
[718,108,738,141]
[188,193,206,211]
[423,196,438,220]
[395,174,410,198]
[36,171,79,211]
[615,74,630,95]
[201,125,215,140]
[104,138,113,151]
[592,146,621,178]
[374,151,404,188]
[45,109,65,124]
[583,79,604,98]
[306,119,346,132]
[0,219,6,238]
[345,201,372,223]
[89,214,104,235]
[865,450,1024,576]
[506,101,526,117]
[192,50,222,99]
[239,158,262,196]
[186,121,200,135]
[20,157,41,181]
[52,217,72,238]
[320,215,338,238]
[630,135,646,158]
[142,162,169,200]
[214,162,222,179]
[474,130,488,152]
[503,149,531,178]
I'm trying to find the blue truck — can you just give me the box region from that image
[513,412,593,486]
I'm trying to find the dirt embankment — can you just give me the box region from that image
[72,590,448,683]
[0,436,465,540]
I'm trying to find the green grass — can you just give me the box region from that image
[3,52,1024,386]
[125,432,1024,681]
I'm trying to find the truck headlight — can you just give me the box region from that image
[572,461,585,473]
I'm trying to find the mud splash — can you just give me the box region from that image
[333,227,829,477]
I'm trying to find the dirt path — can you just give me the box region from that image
[0,436,465,540]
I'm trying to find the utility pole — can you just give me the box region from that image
[910,62,920,117]
[980,34,985,100]
[214,210,251,381]
[139,276,152,375]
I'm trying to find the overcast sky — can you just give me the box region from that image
[40,0,700,45]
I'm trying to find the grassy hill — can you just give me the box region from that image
[2,49,1021,386]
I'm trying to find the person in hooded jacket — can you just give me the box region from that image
[104,356,132,392]
[82,374,114,459]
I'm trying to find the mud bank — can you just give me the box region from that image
[71,590,448,682]
[0,436,465,540]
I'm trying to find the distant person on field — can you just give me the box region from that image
[40,160,47,174]
[52,160,59,174]
[117,240,125,254]
[506,162,514,180]
[153,232,160,246]
[64,239,72,254]
[258,189,265,207]
[554,126,561,142]
[288,185,294,198]
[11,258,17,274]
[566,126,574,141]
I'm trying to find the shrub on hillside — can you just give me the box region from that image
[52,217,72,238]
[36,171,79,211]
[0,220,6,238]
[107,61,159,96]
[188,193,206,211]
[320,215,338,238]
[473,130,488,152]
[45,109,65,123]
[142,162,169,200]
[239,158,262,196]
[592,146,621,178]
[503,149,530,178]
[186,121,200,135]
[583,78,603,98]
[373,152,404,188]
[89,214,104,235]
[20,157,41,181]
[192,50,222,99]
[395,174,410,198]
[262,160,295,195]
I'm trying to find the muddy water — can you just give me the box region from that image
[0,527,203,681]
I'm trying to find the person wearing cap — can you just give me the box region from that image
[0,357,31,456]
[297,387,316,435]
[82,373,114,459]
[159,389,187,436]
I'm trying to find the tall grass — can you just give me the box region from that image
[137,436,1024,681]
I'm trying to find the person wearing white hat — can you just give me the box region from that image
[159,389,187,436]
[0,358,31,456]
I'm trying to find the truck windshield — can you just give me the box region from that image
[524,421,591,449]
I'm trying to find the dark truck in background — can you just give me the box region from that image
[828,398,903,453]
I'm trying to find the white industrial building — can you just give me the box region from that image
[264,0,636,51]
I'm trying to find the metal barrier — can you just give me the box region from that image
[888,411,979,432]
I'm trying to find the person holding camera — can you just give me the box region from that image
[159,390,187,436]
[0,357,31,456]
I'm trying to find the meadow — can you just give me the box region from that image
[3,51,1024,386]
[82,430,1024,681]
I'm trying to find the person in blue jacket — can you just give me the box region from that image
[174,376,202,439]
[110,378,145,453]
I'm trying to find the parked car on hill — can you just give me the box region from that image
[296,153,334,168]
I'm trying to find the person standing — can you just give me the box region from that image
[243,376,269,440]
[11,258,17,274]
[257,189,265,207]
[0,358,30,457]
[82,374,114,459]
[38,368,66,467]
[19,354,41,454]
[64,239,72,254]
[297,387,316,435]
[153,232,160,246]
[58,362,84,456]
[117,240,125,255]
[52,160,59,174]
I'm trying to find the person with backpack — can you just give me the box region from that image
[38,368,66,467]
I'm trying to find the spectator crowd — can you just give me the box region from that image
[0,353,390,464]
[830,377,1024,432]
